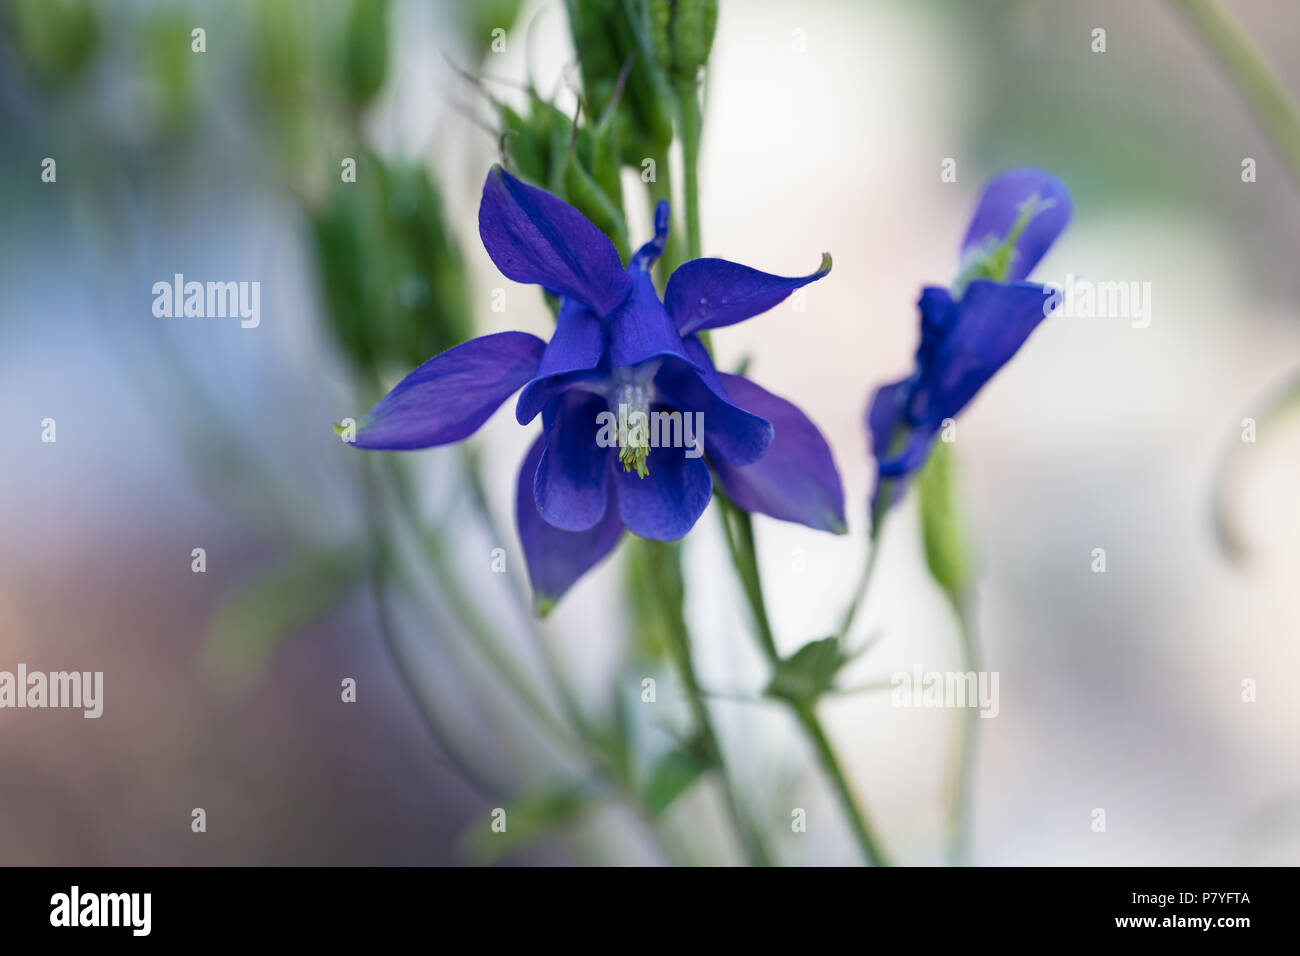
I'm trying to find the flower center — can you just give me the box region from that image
[611,374,653,479]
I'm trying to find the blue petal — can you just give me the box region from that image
[665,254,832,335]
[614,442,713,541]
[865,378,938,517]
[608,268,696,370]
[478,164,632,316]
[654,336,773,466]
[535,392,612,531]
[867,379,937,476]
[352,332,545,449]
[629,200,671,272]
[961,168,1071,282]
[517,435,624,615]
[711,373,845,533]
[916,279,1054,423]
[516,297,607,424]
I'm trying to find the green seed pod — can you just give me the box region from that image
[565,0,674,163]
[647,0,717,86]
[563,155,631,263]
[498,103,552,186]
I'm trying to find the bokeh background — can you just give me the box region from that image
[2,0,1298,865]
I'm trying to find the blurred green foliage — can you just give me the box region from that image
[311,151,472,374]
[6,0,100,88]
[341,0,389,109]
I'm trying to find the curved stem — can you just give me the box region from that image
[1173,0,1300,189]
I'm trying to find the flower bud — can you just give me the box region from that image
[647,0,718,87]
[565,0,674,161]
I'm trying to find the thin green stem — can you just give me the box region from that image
[717,496,778,661]
[675,80,704,261]
[360,458,506,799]
[639,539,774,866]
[794,702,892,867]
[1173,0,1300,189]
[836,494,890,645]
[459,448,593,739]
[945,596,980,866]
[719,499,891,866]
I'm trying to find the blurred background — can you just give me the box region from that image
[2,0,1298,865]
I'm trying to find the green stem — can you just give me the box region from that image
[460,448,593,739]
[946,596,980,865]
[836,493,890,645]
[1173,0,1300,188]
[794,702,892,867]
[639,539,773,866]
[675,80,704,260]
[719,499,891,866]
[717,496,778,661]
[360,458,507,798]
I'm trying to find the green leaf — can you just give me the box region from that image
[201,544,364,691]
[766,636,847,705]
[640,737,714,816]
[916,440,972,607]
[460,788,591,863]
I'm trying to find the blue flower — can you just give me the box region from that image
[866,168,1072,517]
[350,165,844,612]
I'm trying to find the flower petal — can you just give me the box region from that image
[515,297,607,424]
[608,268,696,370]
[961,168,1071,282]
[918,279,1054,422]
[352,332,545,450]
[653,337,773,466]
[478,164,632,316]
[615,442,713,541]
[535,392,612,531]
[865,378,938,516]
[665,253,832,335]
[629,200,671,272]
[517,435,624,615]
[711,373,845,533]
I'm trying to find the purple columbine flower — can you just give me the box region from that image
[350,165,844,612]
[866,168,1072,518]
